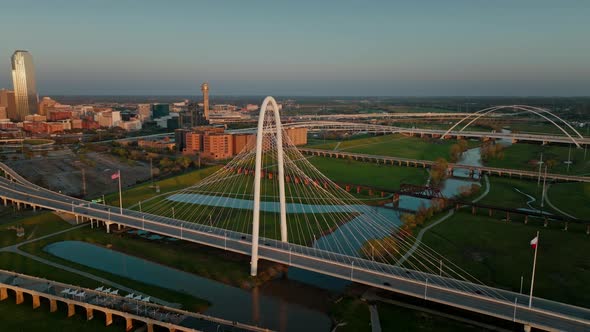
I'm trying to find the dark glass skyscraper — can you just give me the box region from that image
[11,50,38,121]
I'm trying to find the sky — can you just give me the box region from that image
[0,0,589,96]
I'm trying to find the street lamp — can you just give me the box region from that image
[350,261,354,280]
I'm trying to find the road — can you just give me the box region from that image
[0,165,588,331]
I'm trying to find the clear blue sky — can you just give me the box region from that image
[1,0,589,96]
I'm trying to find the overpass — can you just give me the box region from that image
[299,148,590,183]
[0,269,269,332]
[227,120,590,146]
[0,163,589,331]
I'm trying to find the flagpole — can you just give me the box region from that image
[118,170,123,215]
[529,231,539,308]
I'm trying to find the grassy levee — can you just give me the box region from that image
[306,134,479,161]
[421,211,590,307]
[547,182,590,219]
[378,302,484,332]
[478,177,559,216]
[309,156,428,189]
[330,297,371,332]
[104,166,221,207]
[0,212,73,247]
[485,142,590,175]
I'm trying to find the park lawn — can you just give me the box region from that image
[378,302,485,332]
[330,297,371,332]
[307,134,479,161]
[0,291,120,332]
[104,166,221,207]
[0,251,209,312]
[547,182,590,219]
[485,143,590,175]
[421,211,590,307]
[0,212,73,248]
[309,156,428,190]
[479,177,552,212]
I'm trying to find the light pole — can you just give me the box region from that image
[350,261,354,280]
[139,201,142,213]
[71,201,74,212]
[439,259,443,276]
[180,223,183,240]
[289,247,292,265]
[537,153,543,186]
[142,216,145,231]
[519,275,523,294]
[424,278,428,299]
[172,207,175,219]
[224,232,227,249]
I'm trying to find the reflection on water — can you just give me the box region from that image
[44,241,331,332]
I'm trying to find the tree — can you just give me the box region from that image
[430,158,448,184]
[176,156,192,169]
[359,237,399,263]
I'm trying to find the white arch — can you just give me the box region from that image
[441,105,584,148]
[251,96,287,276]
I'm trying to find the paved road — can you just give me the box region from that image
[0,168,589,331]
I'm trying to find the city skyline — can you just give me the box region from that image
[1,0,589,96]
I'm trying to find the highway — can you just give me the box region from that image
[0,164,588,331]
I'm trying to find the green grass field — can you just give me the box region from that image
[0,212,73,248]
[309,156,428,189]
[547,182,590,219]
[104,166,221,207]
[378,302,485,332]
[421,211,590,307]
[307,134,479,161]
[485,143,590,175]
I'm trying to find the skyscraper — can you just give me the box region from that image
[11,50,38,121]
[201,82,209,120]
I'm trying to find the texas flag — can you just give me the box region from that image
[530,236,539,249]
[111,171,120,180]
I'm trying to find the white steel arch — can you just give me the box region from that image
[441,105,584,148]
[251,96,287,276]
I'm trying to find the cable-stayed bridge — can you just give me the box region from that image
[0,97,588,332]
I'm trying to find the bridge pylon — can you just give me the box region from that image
[251,96,288,276]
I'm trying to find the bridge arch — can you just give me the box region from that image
[441,105,584,148]
[251,96,287,276]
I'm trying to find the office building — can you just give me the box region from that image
[151,103,170,119]
[137,104,151,122]
[11,50,38,121]
[0,89,16,120]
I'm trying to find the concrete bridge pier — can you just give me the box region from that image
[544,218,548,228]
[105,222,113,233]
[471,206,476,215]
[32,294,40,309]
[523,324,532,332]
[86,307,94,320]
[147,323,154,332]
[586,225,589,235]
[67,303,75,317]
[105,311,113,326]
[524,215,528,224]
[0,287,7,301]
[15,290,23,304]
[564,222,568,231]
[506,212,510,222]
[125,317,133,331]
[50,299,57,312]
